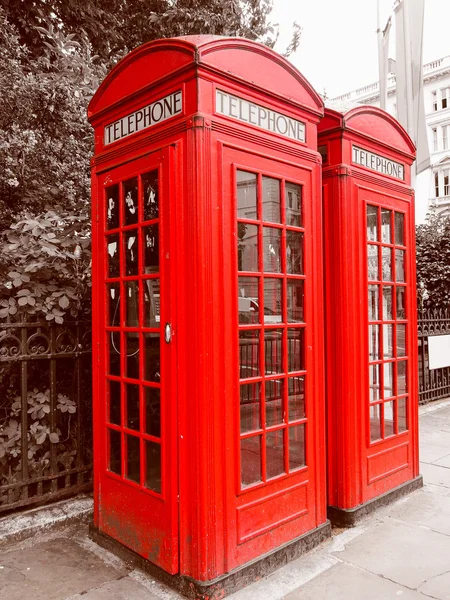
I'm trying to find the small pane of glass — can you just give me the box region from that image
[239,330,260,379]
[369,364,381,402]
[395,212,405,246]
[237,171,257,220]
[382,247,392,281]
[126,384,140,431]
[266,430,285,479]
[368,285,379,321]
[383,286,393,320]
[381,208,392,243]
[238,224,259,272]
[367,205,378,241]
[106,184,120,230]
[109,429,122,474]
[238,277,260,324]
[285,182,302,227]
[144,279,160,327]
[384,362,394,398]
[288,376,305,422]
[240,383,261,433]
[126,333,140,380]
[264,279,282,323]
[287,328,303,373]
[287,280,304,323]
[144,225,159,275]
[263,227,282,272]
[398,361,407,394]
[367,245,379,280]
[369,325,380,361]
[265,379,284,426]
[286,230,303,274]
[262,176,281,223]
[396,287,406,320]
[109,380,121,425]
[289,424,305,470]
[241,436,262,487]
[126,434,140,483]
[142,171,159,221]
[397,324,407,357]
[108,333,121,376]
[124,230,138,276]
[145,441,161,493]
[125,281,139,327]
[384,401,395,437]
[370,404,381,442]
[145,387,161,438]
[144,333,160,382]
[265,329,283,375]
[107,234,120,278]
[123,178,139,226]
[396,250,406,282]
[383,324,393,358]
[398,397,408,432]
[107,283,121,326]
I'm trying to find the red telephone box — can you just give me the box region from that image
[319,107,423,525]
[88,36,329,597]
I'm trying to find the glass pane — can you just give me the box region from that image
[368,285,379,321]
[238,223,259,272]
[384,401,395,437]
[398,397,407,432]
[370,404,381,441]
[144,333,160,382]
[383,324,393,358]
[240,383,261,433]
[264,279,282,323]
[126,333,140,380]
[367,205,378,241]
[108,333,121,376]
[145,441,161,493]
[384,362,394,398]
[263,227,282,272]
[144,279,160,327]
[239,330,260,379]
[398,361,407,394]
[237,171,257,220]
[142,170,159,221]
[125,281,139,327]
[367,245,379,280]
[107,283,121,326]
[265,329,283,375]
[396,287,406,320]
[395,212,404,246]
[106,184,120,230]
[266,430,285,479]
[126,384,140,431]
[262,176,281,223]
[396,250,405,282]
[109,380,121,426]
[397,324,406,357]
[288,376,305,422]
[238,277,260,324]
[369,364,381,402]
[109,429,121,475]
[285,182,302,227]
[383,286,393,320]
[144,225,159,275]
[145,387,161,438]
[123,178,139,226]
[289,424,305,470]
[286,230,303,274]
[288,329,304,372]
[107,234,120,278]
[381,208,392,243]
[382,247,392,281]
[287,279,304,323]
[124,230,138,276]
[265,379,284,426]
[126,434,140,483]
[241,436,262,487]
[369,325,380,361]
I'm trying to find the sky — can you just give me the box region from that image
[270,0,450,99]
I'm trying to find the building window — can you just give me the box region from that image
[432,90,438,111]
[435,172,440,197]
[433,128,438,151]
[444,125,449,151]
[444,170,450,196]
[441,88,450,110]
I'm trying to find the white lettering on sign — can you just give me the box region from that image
[352,146,405,180]
[216,90,306,143]
[104,90,182,145]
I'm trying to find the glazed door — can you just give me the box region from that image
[97,149,178,573]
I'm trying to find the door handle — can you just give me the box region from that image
[165,323,172,344]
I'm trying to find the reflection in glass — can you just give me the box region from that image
[370,404,381,441]
[126,384,140,431]
[144,333,160,382]
[241,436,262,487]
[238,224,259,272]
[369,364,381,402]
[381,208,392,243]
[125,281,139,327]
[262,176,281,223]
[145,441,161,493]
[264,279,282,323]
[107,234,120,278]
[384,401,395,437]
[237,171,257,220]
[107,283,121,326]
[367,245,378,280]
[239,330,260,379]
[383,286,393,320]
[384,362,394,398]
[109,429,121,474]
[238,277,259,324]
[240,383,261,433]
[288,328,304,372]
[395,212,404,246]
[109,380,121,425]
[287,279,304,323]
[265,379,284,426]
[383,324,393,358]
[144,279,160,327]
[265,330,283,375]
[397,324,406,357]
[145,387,161,438]
[398,361,407,394]
[126,333,140,380]
[396,250,405,282]
[106,184,120,230]
[108,333,121,376]
[126,434,140,483]
[285,182,302,227]
[263,227,281,272]
[289,424,305,470]
[142,171,159,221]
[368,285,379,321]
[367,205,378,241]
[266,430,285,479]
[124,230,138,276]
[144,225,159,274]
[382,247,392,281]
[123,178,139,226]
[398,397,407,432]
[288,377,305,422]
[397,287,406,320]
[369,325,380,361]
[286,230,303,274]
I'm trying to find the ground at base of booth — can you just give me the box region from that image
[1,398,450,600]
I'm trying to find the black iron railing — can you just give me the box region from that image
[418,308,450,404]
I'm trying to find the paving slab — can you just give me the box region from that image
[66,576,161,600]
[434,453,450,468]
[418,570,450,600]
[420,462,450,488]
[418,443,450,464]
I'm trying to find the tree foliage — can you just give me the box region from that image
[416,215,450,310]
